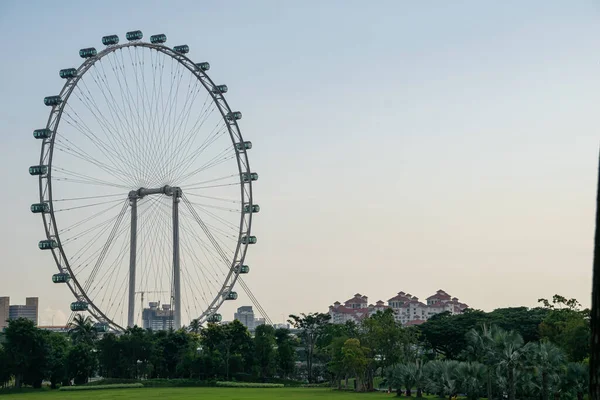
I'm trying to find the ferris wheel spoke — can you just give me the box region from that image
[175,146,236,185]
[161,77,204,183]
[159,70,193,180]
[179,222,226,304]
[104,51,147,182]
[166,108,223,182]
[82,202,129,292]
[52,166,132,189]
[181,196,237,267]
[85,68,144,177]
[58,200,126,236]
[69,84,139,173]
[94,58,145,173]
[61,108,142,184]
[54,139,136,186]
[185,200,240,232]
[90,197,162,313]
[170,118,227,171]
[68,202,131,276]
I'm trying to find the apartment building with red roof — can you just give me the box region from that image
[329,289,468,326]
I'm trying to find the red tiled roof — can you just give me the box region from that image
[403,320,426,327]
[345,297,368,304]
[426,290,452,301]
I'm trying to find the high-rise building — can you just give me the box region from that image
[234,306,255,330]
[0,297,9,330]
[8,297,39,326]
[0,297,40,327]
[142,302,174,331]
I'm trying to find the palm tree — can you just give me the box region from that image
[494,329,525,400]
[189,319,201,334]
[423,360,444,397]
[457,361,487,400]
[440,360,460,400]
[68,314,97,345]
[563,362,588,400]
[466,323,500,400]
[526,341,566,400]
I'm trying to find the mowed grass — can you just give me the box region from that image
[0,387,393,400]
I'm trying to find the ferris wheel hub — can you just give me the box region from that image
[129,185,182,200]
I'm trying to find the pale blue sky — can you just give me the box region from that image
[0,1,598,325]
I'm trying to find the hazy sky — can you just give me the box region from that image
[0,1,598,326]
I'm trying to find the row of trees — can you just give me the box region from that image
[287,295,591,399]
[0,316,298,388]
[387,327,588,400]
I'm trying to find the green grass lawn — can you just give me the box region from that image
[0,387,399,400]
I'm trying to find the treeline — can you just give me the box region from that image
[0,294,591,399]
[0,316,298,389]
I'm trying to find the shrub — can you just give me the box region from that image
[216,381,284,388]
[59,383,144,391]
[83,378,140,386]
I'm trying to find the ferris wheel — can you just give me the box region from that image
[30,31,258,331]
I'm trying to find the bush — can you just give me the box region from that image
[141,379,213,387]
[216,381,284,388]
[83,378,140,386]
[59,383,144,391]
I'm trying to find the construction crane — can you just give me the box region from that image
[135,291,168,312]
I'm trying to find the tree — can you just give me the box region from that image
[46,332,71,388]
[341,338,369,391]
[0,345,11,388]
[419,309,489,359]
[423,360,445,397]
[466,324,500,400]
[288,312,331,383]
[68,314,97,346]
[563,362,588,400]
[67,343,97,384]
[494,329,526,400]
[275,328,296,379]
[488,306,549,343]
[539,296,590,362]
[387,362,421,397]
[361,309,406,378]
[120,326,153,379]
[4,318,48,388]
[526,341,566,400]
[189,319,201,334]
[457,361,486,400]
[439,360,460,400]
[97,333,123,378]
[254,324,276,379]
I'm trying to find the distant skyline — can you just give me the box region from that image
[0,1,599,327]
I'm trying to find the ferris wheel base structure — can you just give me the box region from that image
[128,185,182,329]
[31,30,260,332]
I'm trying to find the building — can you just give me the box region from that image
[328,294,390,324]
[142,302,174,331]
[329,290,468,326]
[0,297,9,330]
[234,306,255,330]
[233,306,270,331]
[0,297,39,328]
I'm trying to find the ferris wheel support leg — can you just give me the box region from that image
[172,189,182,329]
[127,195,138,328]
